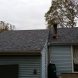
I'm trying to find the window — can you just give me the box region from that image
[73,46,78,72]
[0,64,18,78]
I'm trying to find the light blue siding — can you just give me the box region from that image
[0,55,41,78]
[50,45,72,76]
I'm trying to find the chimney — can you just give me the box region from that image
[53,24,58,39]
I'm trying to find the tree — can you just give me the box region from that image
[0,21,15,33]
[45,0,78,28]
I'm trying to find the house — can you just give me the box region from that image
[0,30,49,78]
[1,25,78,78]
[48,24,78,76]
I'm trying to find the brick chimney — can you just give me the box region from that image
[53,24,58,39]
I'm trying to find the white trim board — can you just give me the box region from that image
[71,45,78,73]
[71,45,74,72]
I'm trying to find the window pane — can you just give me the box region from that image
[0,64,18,78]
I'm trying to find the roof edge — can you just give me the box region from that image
[48,43,78,46]
[0,51,41,55]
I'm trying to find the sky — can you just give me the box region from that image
[0,0,51,30]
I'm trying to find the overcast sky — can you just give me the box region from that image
[0,0,51,30]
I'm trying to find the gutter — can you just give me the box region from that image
[0,51,41,55]
[48,42,78,46]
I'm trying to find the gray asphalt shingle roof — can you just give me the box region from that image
[49,27,78,45]
[0,30,49,52]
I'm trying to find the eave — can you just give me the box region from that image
[0,51,41,55]
[48,42,78,46]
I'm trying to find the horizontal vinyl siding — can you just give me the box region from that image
[0,55,41,78]
[51,46,72,76]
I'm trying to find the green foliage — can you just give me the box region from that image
[0,21,15,33]
[45,0,78,28]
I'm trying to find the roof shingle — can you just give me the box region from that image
[0,30,49,52]
[49,27,78,45]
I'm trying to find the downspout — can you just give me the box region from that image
[48,44,51,64]
[48,29,52,64]
[47,29,51,78]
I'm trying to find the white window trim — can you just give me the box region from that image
[71,45,74,73]
[71,45,78,73]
